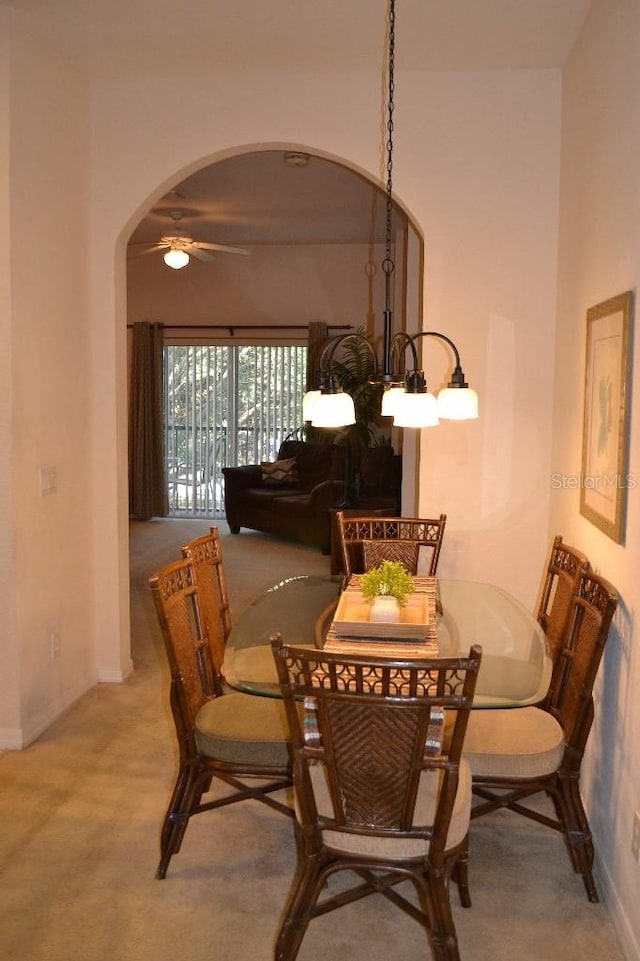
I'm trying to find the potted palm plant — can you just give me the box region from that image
[309,327,392,502]
[328,328,386,448]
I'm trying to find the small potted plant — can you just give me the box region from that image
[359,560,415,622]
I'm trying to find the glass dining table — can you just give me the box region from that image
[222,574,551,708]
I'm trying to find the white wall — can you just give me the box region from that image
[127,241,388,335]
[411,69,561,605]
[0,10,96,747]
[3,5,639,955]
[84,63,559,742]
[94,62,560,598]
[1,14,561,746]
[552,1,640,955]
[4,11,558,744]
[0,10,20,744]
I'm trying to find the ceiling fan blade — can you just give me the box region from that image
[195,242,250,256]
[127,242,169,257]
[189,247,215,262]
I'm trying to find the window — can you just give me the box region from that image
[164,344,307,516]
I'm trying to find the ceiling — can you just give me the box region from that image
[8,0,591,252]
[5,0,591,73]
[128,152,403,249]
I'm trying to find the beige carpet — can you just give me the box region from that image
[0,519,625,961]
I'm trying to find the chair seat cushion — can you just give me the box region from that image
[195,692,291,767]
[304,758,472,859]
[462,707,565,779]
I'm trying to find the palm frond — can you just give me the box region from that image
[327,327,386,447]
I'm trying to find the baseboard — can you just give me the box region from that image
[98,658,133,683]
[595,848,640,960]
[0,670,98,749]
[0,728,26,750]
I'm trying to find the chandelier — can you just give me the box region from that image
[306,0,478,430]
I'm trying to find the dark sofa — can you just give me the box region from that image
[222,440,346,553]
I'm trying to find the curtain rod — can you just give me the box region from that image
[127,323,353,334]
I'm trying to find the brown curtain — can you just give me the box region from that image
[306,321,329,390]
[128,322,169,520]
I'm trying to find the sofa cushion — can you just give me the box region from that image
[271,493,312,519]
[261,457,298,485]
[242,487,300,509]
[278,441,344,491]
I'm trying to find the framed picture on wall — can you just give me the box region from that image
[580,290,633,544]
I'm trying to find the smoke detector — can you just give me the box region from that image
[283,152,310,168]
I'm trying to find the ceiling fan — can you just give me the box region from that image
[128,210,250,269]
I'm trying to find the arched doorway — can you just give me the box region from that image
[126,146,423,519]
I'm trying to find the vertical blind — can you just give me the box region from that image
[164,344,307,516]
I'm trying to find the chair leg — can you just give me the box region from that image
[452,838,472,908]
[275,846,325,961]
[554,775,599,903]
[156,762,194,879]
[156,761,208,880]
[415,869,461,961]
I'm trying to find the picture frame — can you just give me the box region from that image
[580,290,633,543]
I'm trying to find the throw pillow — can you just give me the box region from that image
[261,457,298,485]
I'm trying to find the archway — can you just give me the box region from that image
[121,144,424,664]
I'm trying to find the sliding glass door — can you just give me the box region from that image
[163,344,307,517]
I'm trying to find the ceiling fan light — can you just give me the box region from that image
[164,248,190,269]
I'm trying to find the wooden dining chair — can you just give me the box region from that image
[336,512,447,583]
[462,568,618,902]
[149,558,293,880]
[536,534,590,709]
[271,635,482,961]
[181,526,232,695]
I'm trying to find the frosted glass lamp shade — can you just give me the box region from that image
[392,391,439,428]
[437,386,479,420]
[302,389,322,422]
[311,391,356,427]
[164,248,190,269]
[381,386,407,418]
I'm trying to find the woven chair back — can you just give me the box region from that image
[555,568,618,761]
[182,527,231,693]
[149,559,215,739]
[538,535,590,649]
[537,536,590,708]
[272,637,481,864]
[337,513,447,581]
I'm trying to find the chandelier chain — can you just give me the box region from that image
[384,0,395,276]
[309,0,477,428]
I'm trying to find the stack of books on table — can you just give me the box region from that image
[323,575,439,658]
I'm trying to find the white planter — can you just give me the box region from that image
[370,596,401,623]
